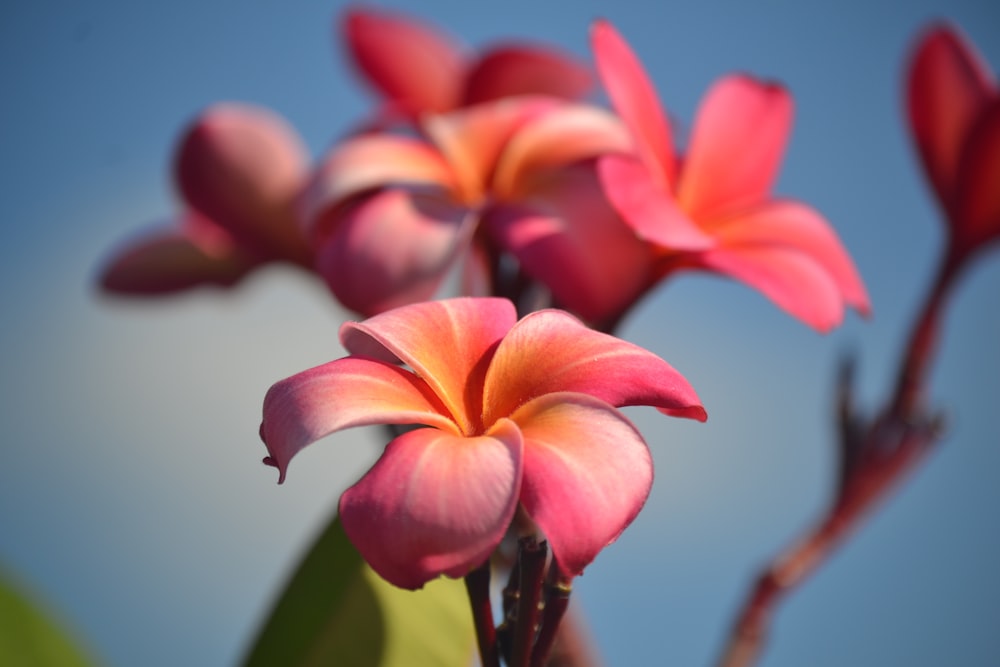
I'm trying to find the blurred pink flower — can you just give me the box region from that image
[304,95,653,322]
[260,297,705,589]
[591,21,870,332]
[99,104,312,295]
[908,22,1000,265]
[342,6,593,125]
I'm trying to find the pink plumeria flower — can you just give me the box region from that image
[260,297,706,590]
[591,21,870,332]
[342,6,593,126]
[100,104,312,295]
[304,95,653,323]
[908,22,1000,267]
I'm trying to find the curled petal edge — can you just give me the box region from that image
[260,356,456,483]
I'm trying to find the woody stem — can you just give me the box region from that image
[510,537,547,667]
[465,561,500,667]
[715,243,959,667]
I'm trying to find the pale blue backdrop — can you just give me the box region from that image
[2,1,998,665]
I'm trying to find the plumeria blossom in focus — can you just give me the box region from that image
[260,297,706,590]
[304,95,654,323]
[342,6,593,126]
[591,21,870,332]
[100,103,312,295]
[908,22,1000,267]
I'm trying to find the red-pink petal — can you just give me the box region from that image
[98,224,256,295]
[463,44,593,106]
[485,164,653,325]
[590,20,675,187]
[491,103,632,201]
[695,245,845,333]
[483,307,706,423]
[907,22,996,209]
[512,393,652,577]
[953,99,1000,252]
[260,357,458,483]
[422,97,558,204]
[313,189,470,317]
[597,154,715,250]
[677,75,793,221]
[340,298,519,435]
[340,419,523,590]
[174,103,309,263]
[710,201,871,316]
[304,134,458,236]
[341,7,466,115]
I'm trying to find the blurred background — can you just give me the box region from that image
[2,0,998,665]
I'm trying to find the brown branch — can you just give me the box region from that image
[715,243,959,667]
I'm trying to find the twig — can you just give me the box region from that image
[511,538,548,667]
[465,561,500,667]
[714,245,958,667]
[531,565,573,667]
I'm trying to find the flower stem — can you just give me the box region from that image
[465,561,500,667]
[715,244,958,667]
[530,566,572,667]
[715,504,875,667]
[496,555,521,663]
[715,414,939,667]
[890,250,963,419]
[509,538,547,667]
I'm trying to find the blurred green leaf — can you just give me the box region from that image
[243,512,475,667]
[0,569,96,667]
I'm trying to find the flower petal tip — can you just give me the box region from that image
[688,406,709,423]
[262,456,286,484]
[658,404,708,422]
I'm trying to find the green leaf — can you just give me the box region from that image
[243,512,475,667]
[0,568,97,667]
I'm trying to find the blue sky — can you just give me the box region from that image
[2,1,999,665]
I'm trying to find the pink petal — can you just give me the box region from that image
[597,154,715,250]
[174,103,310,263]
[463,44,593,106]
[710,201,871,316]
[483,307,706,423]
[590,20,676,187]
[98,224,256,295]
[485,164,654,325]
[340,419,524,590]
[422,97,558,204]
[511,393,652,577]
[313,189,470,317]
[954,99,1000,252]
[341,7,466,115]
[260,357,458,484]
[677,75,793,221]
[491,103,633,201]
[907,22,996,209]
[340,298,519,435]
[695,245,845,333]
[304,134,458,236]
